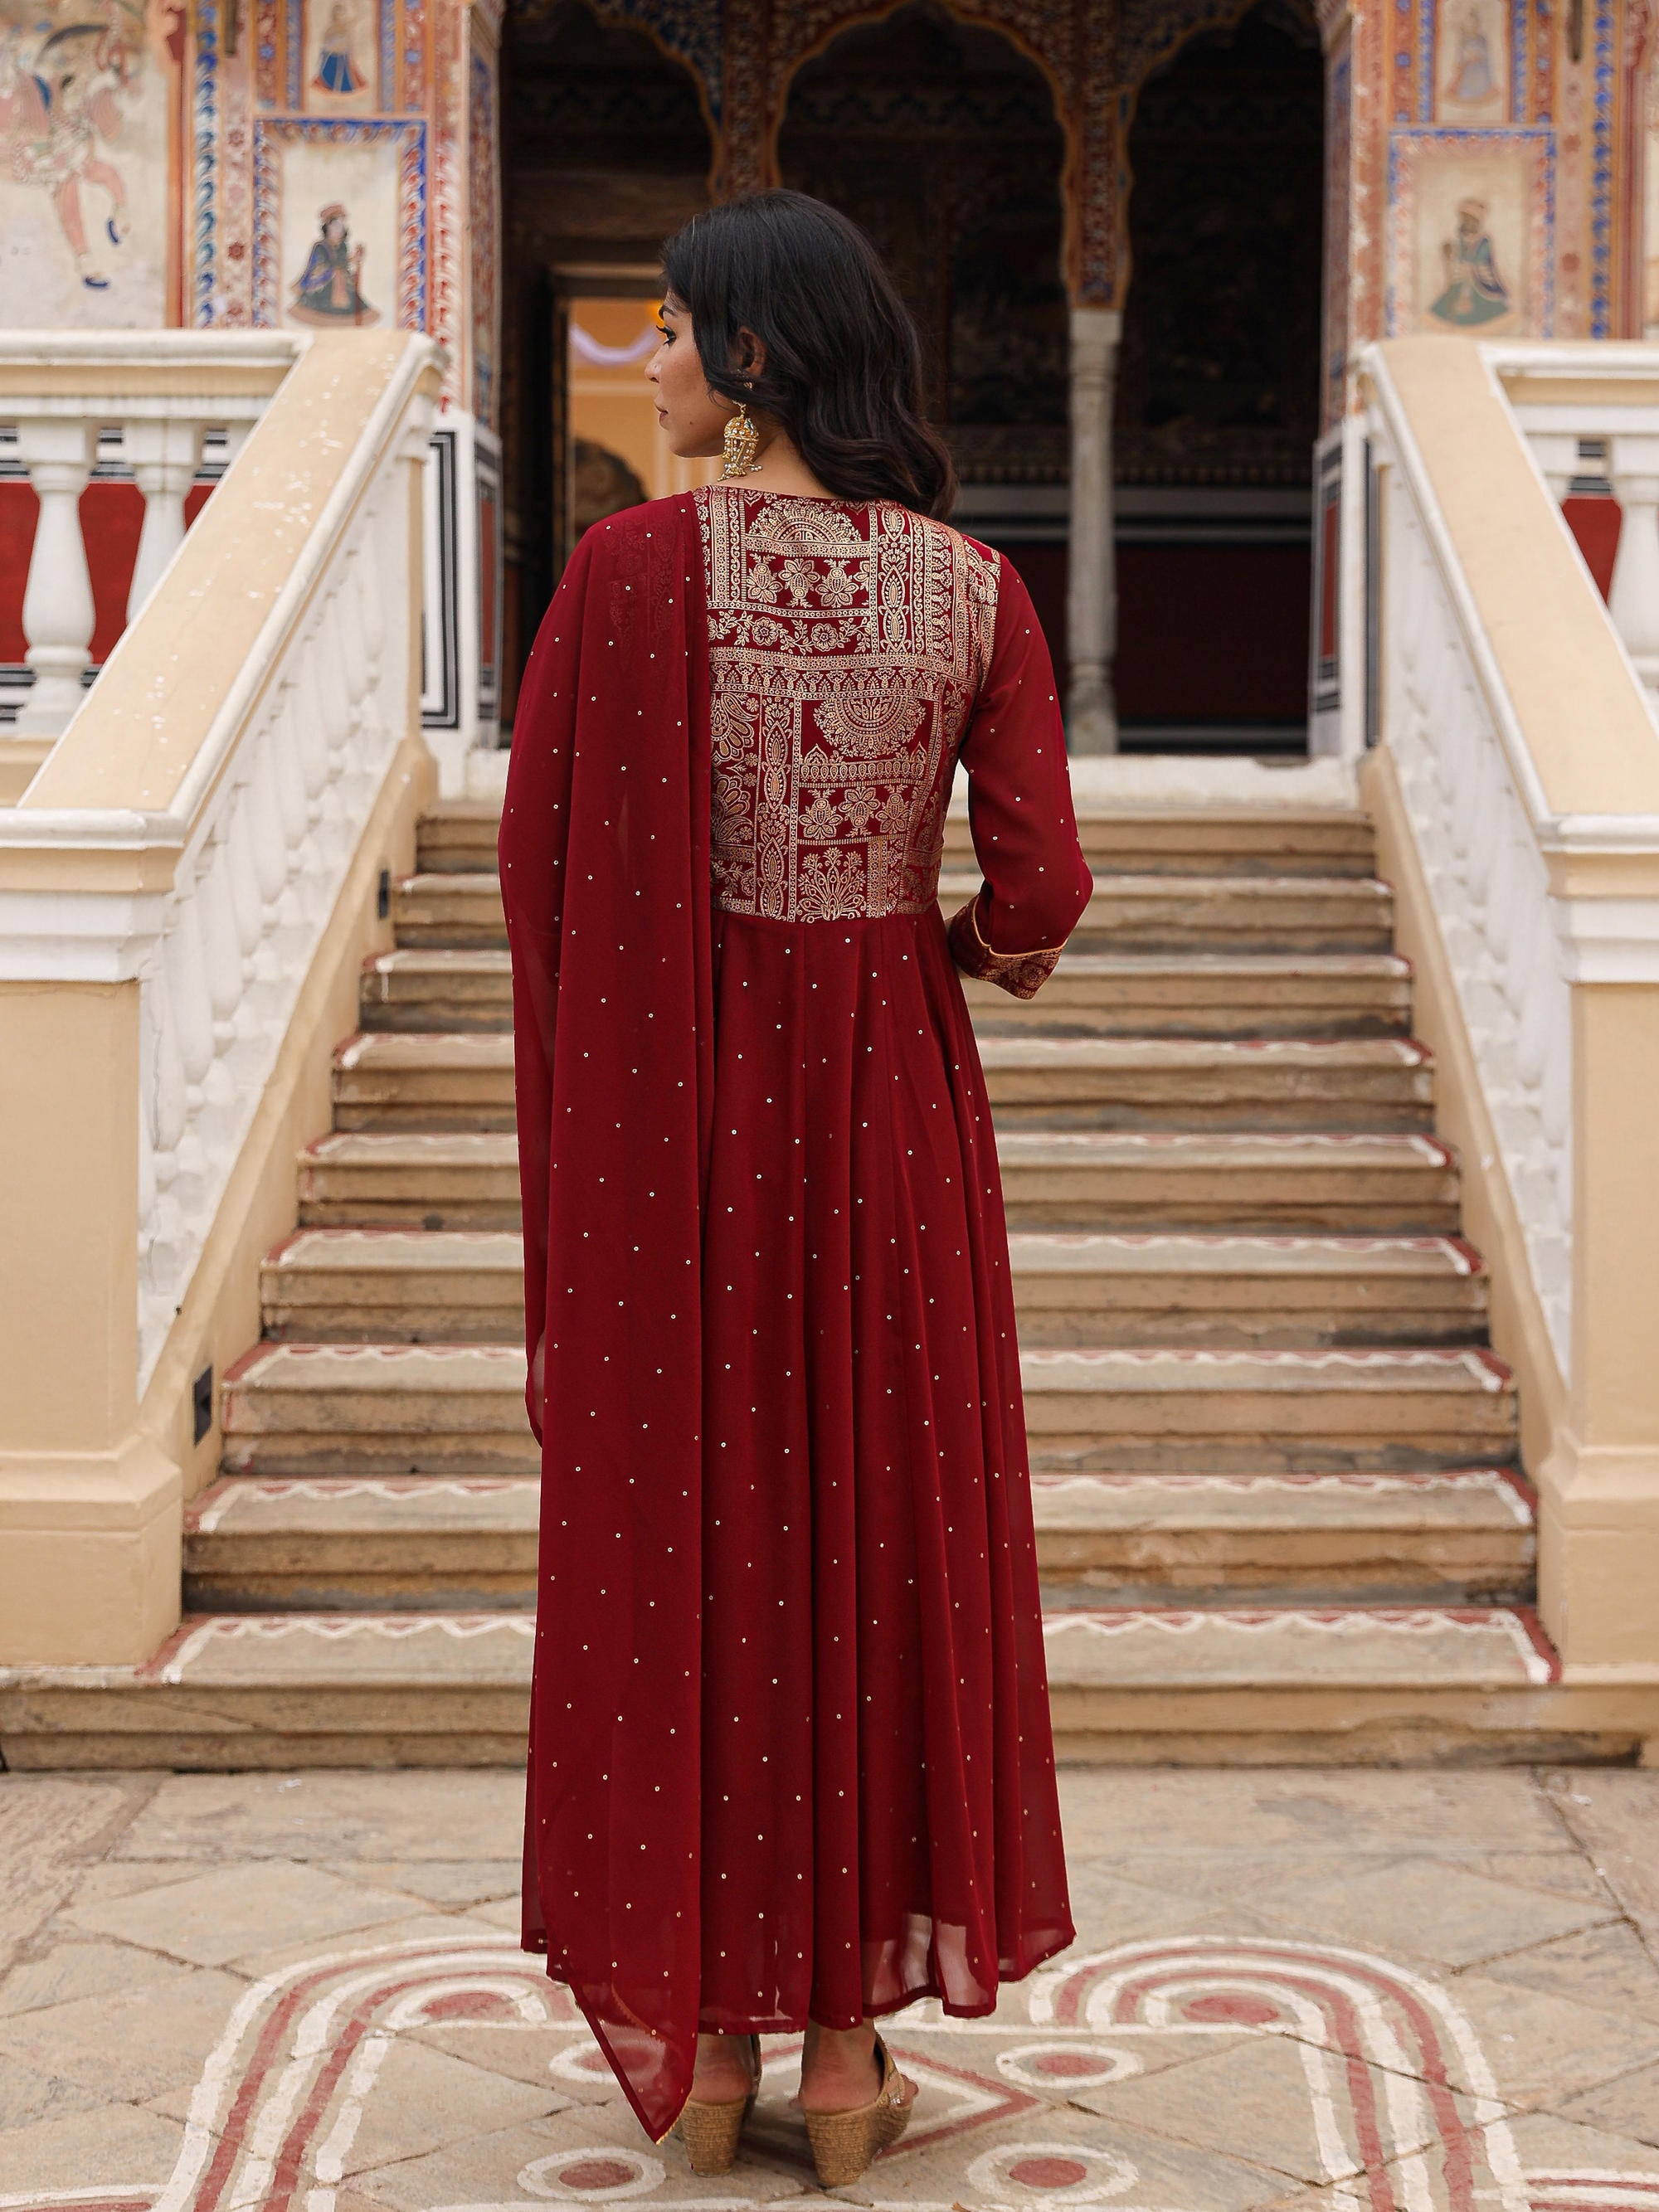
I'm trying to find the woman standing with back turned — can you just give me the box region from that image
[501,189,1092,2187]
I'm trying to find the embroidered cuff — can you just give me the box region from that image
[947,892,1063,1001]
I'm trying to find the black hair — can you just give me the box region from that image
[660,191,957,520]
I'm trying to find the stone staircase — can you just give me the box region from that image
[21,790,1647,1767]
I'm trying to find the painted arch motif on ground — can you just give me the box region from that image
[7,1932,1657,2211]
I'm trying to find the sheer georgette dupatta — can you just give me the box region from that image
[500,495,713,2142]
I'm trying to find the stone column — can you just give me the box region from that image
[1066,307,1123,755]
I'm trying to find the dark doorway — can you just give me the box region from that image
[778,2,1072,684]
[498,0,712,720]
[1116,0,1325,751]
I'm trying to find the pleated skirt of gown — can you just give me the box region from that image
[697,899,1073,2033]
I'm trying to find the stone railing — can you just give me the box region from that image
[0,335,297,748]
[0,330,441,1665]
[1363,337,1659,1677]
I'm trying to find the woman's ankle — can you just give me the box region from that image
[798,2020,882,2112]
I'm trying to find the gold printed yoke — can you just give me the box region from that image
[696,485,1000,921]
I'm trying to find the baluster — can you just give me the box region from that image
[124,417,206,625]
[1607,432,1659,691]
[14,418,95,734]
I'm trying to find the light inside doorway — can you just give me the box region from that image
[567,296,719,547]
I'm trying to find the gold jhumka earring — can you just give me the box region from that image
[721,394,761,479]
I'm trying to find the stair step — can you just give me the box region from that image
[391,871,1396,955]
[995,1131,1460,1232]
[939,872,1395,955]
[965,953,1412,1038]
[14,1606,1646,1772]
[942,807,1378,878]
[416,800,504,873]
[360,950,511,1031]
[221,1340,1515,1478]
[183,1476,538,1611]
[332,1033,517,1131]
[333,1031,1435,1135]
[977,1036,1434,1131]
[1020,1345,1517,1472]
[1006,1232,1486,1347]
[260,1225,1486,1348]
[414,802,1379,883]
[299,1131,523,1228]
[1030,1469,1534,1600]
[360,947,1414,1040]
[294,1129,1464,1236]
[221,1343,537,1475]
[180,1467,1534,1613]
[261,1229,523,1340]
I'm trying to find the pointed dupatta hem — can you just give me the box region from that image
[502,495,713,2143]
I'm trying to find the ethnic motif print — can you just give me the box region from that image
[697,485,1000,922]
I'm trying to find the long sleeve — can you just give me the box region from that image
[946,554,1092,999]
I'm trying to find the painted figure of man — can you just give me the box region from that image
[1430,198,1511,328]
[289,202,378,325]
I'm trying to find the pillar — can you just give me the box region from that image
[1066,308,1123,756]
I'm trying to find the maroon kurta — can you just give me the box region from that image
[502,485,1091,2141]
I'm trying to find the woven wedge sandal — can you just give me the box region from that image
[674,2035,761,2176]
[803,2033,913,2188]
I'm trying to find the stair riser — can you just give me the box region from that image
[941,822,1379,878]
[365,981,1416,1042]
[183,1566,535,1612]
[221,1418,1515,1481]
[333,1071,1438,1135]
[296,1159,1463,1236]
[1034,1534,1532,1601]
[414,825,1382,883]
[392,882,1396,957]
[260,1278,1489,1349]
[966,997,1412,1041]
[182,1548,1531,1613]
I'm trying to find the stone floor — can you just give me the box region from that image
[2,1769,1659,2210]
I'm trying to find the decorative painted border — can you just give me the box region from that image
[250,117,428,328]
[192,1,221,324]
[255,0,279,105]
[468,41,499,427]
[1592,0,1615,336]
[1386,125,1556,338]
[285,0,302,108]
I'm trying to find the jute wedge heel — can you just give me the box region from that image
[674,2035,761,2175]
[802,2033,913,2188]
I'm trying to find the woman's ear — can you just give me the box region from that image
[733,325,766,383]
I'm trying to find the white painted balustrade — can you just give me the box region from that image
[0,330,440,1391]
[1499,344,1659,705]
[1367,418,1574,1365]
[0,335,294,739]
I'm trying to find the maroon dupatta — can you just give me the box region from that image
[500,493,713,2140]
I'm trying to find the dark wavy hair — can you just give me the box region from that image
[660,191,957,520]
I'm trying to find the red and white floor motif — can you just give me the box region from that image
[4,1935,1652,2212]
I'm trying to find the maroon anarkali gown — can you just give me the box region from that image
[501,484,1092,2140]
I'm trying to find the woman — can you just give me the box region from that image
[501,190,1091,2184]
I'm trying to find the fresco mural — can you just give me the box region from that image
[1390,129,1550,338]
[1436,2,1508,122]
[304,0,377,116]
[0,0,169,322]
